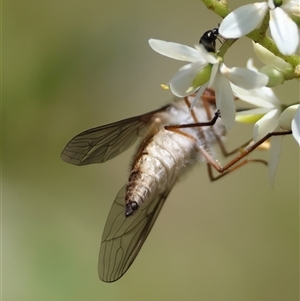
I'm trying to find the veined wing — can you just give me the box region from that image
[99,184,174,282]
[61,105,170,166]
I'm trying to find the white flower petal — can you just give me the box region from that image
[148,39,203,62]
[190,83,209,110]
[281,0,300,17]
[268,0,275,10]
[253,109,280,141]
[279,104,300,146]
[291,106,300,146]
[168,61,205,96]
[269,8,299,55]
[279,104,299,130]
[213,72,235,130]
[253,42,292,72]
[221,65,268,89]
[246,58,258,71]
[194,44,218,64]
[231,84,279,108]
[236,107,273,116]
[208,62,220,87]
[219,3,268,38]
[268,134,283,187]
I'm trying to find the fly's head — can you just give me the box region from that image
[199,27,219,53]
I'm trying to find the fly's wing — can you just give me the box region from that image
[61,105,170,166]
[99,184,174,282]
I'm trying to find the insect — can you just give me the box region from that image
[199,27,219,52]
[61,90,228,282]
[61,95,293,283]
[61,29,232,282]
[61,28,292,282]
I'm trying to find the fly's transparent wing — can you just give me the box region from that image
[99,184,174,282]
[61,105,170,166]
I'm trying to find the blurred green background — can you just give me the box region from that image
[3,0,299,300]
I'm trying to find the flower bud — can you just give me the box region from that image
[253,42,292,73]
[192,64,212,88]
[259,65,284,87]
[235,114,264,124]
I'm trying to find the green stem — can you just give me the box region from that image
[201,0,230,18]
[218,38,237,57]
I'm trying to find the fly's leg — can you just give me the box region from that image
[195,93,257,157]
[199,130,292,180]
[174,93,252,157]
[165,97,292,179]
[165,108,221,130]
[164,99,220,143]
[206,158,267,181]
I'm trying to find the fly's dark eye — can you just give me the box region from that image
[199,27,219,53]
[212,28,219,36]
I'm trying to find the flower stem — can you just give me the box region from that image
[201,0,230,18]
[218,38,238,57]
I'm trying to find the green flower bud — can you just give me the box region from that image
[273,0,282,7]
[236,114,264,124]
[259,66,284,87]
[192,64,212,88]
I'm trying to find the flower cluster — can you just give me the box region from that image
[148,0,299,183]
[219,0,300,56]
[148,39,268,130]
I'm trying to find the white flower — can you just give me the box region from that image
[271,104,300,184]
[149,39,268,130]
[234,85,281,141]
[279,104,300,145]
[234,83,299,185]
[233,84,282,185]
[291,106,300,145]
[219,0,300,55]
[252,42,294,86]
[253,42,293,73]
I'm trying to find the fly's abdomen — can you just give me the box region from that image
[125,129,196,216]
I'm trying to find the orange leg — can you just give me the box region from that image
[198,130,292,180]
[165,97,292,180]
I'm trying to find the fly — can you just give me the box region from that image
[61,28,234,282]
[61,89,292,282]
[61,28,291,282]
[61,90,227,282]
